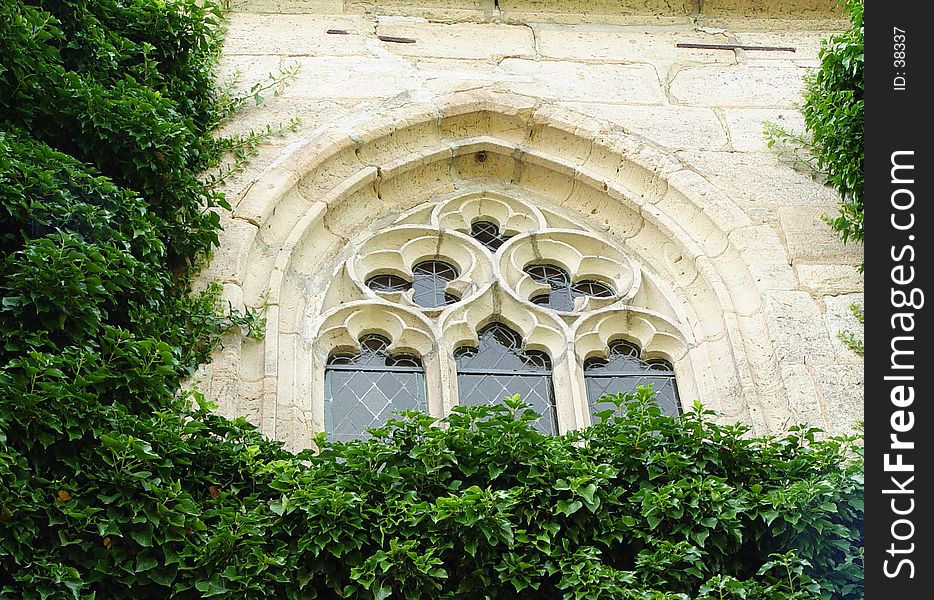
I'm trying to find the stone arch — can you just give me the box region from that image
[208,90,797,448]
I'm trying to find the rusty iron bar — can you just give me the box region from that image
[378,35,417,44]
[676,42,796,52]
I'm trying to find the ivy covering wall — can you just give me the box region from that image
[1,1,863,598]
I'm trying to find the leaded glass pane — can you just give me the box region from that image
[584,339,680,418]
[523,263,615,312]
[411,260,459,308]
[470,220,512,252]
[455,323,557,434]
[366,273,410,293]
[324,334,427,442]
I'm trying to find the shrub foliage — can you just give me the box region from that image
[803,0,864,245]
[1,1,863,598]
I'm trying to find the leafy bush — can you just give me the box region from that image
[804,0,864,246]
[768,0,864,247]
[1,1,864,598]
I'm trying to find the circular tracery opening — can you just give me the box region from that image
[524,263,615,312]
[364,260,461,308]
[470,220,513,252]
[365,273,410,293]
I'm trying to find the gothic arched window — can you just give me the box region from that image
[310,192,691,443]
[324,334,427,442]
[584,340,680,417]
[454,322,558,434]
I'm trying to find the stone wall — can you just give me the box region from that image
[195,0,862,449]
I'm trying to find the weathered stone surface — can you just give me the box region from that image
[814,364,864,435]
[230,1,345,14]
[676,150,840,208]
[701,0,841,18]
[779,205,864,265]
[207,5,863,443]
[223,13,371,55]
[823,293,864,364]
[762,290,837,366]
[284,55,421,98]
[375,19,535,60]
[721,108,805,152]
[561,103,728,150]
[535,26,736,64]
[779,364,828,430]
[797,264,863,296]
[669,65,808,107]
[499,59,664,104]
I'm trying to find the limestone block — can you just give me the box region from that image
[814,364,863,435]
[668,65,807,108]
[500,1,694,25]
[205,212,259,285]
[797,264,863,296]
[700,0,841,18]
[675,150,839,208]
[665,168,751,233]
[561,182,644,240]
[727,224,797,293]
[375,20,535,60]
[222,13,371,56]
[535,26,734,64]
[453,150,517,183]
[344,0,495,22]
[778,364,828,429]
[242,245,279,308]
[762,290,836,366]
[779,205,864,266]
[562,103,728,151]
[379,160,457,211]
[214,98,365,151]
[239,337,268,383]
[498,59,665,104]
[288,219,346,279]
[514,162,575,206]
[653,182,730,259]
[215,55,285,99]
[440,109,532,147]
[823,293,864,364]
[721,108,805,152]
[283,55,420,99]
[228,1,345,13]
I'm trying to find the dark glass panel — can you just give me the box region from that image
[411,260,459,308]
[470,220,512,252]
[366,273,411,293]
[455,323,557,434]
[583,339,680,417]
[324,334,426,442]
[523,264,615,312]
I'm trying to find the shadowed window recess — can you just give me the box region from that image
[454,322,558,434]
[584,339,680,417]
[524,263,614,312]
[470,220,513,252]
[365,260,460,308]
[324,334,426,442]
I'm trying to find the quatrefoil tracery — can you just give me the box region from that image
[330,194,686,367]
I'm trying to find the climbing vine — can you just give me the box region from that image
[1,1,863,598]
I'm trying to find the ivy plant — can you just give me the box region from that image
[1,1,863,598]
